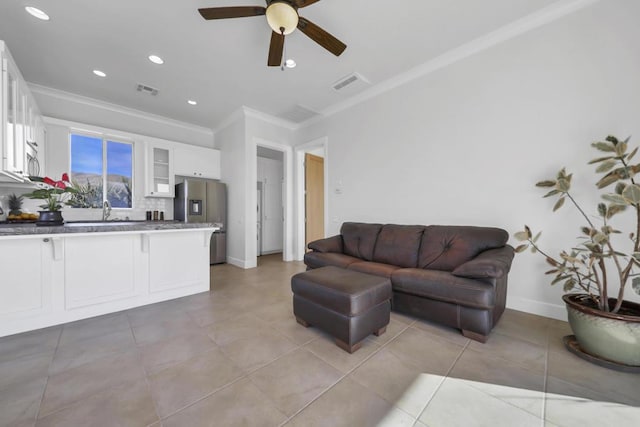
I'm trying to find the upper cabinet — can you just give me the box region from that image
[1,41,44,182]
[145,141,174,198]
[174,144,220,180]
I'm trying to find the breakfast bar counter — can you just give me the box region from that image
[0,222,218,337]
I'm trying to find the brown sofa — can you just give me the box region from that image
[304,222,515,342]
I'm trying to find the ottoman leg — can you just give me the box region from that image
[335,339,362,354]
[373,326,387,337]
[296,316,310,328]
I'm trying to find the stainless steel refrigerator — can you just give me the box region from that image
[174,179,227,264]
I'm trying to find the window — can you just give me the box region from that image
[70,133,133,208]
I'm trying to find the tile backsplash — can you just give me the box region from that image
[0,186,174,221]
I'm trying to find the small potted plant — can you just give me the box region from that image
[515,135,640,369]
[23,173,78,225]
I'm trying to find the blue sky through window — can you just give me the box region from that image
[107,141,132,178]
[70,134,103,175]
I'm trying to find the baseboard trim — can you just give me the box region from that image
[226,256,257,269]
[507,296,567,321]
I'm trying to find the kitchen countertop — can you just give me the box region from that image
[0,220,218,236]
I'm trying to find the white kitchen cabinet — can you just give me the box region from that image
[148,231,210,293]
[174,144,220,179]
[64,234,143,309]
[0,238,53,322]
[1,41,45,182]
[145,141,174,197]
[0,227,215,338]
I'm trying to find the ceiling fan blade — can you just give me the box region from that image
[198,6,266,20]
[268,31,285,67]
[292,0,322,8]
[297,16,346,57]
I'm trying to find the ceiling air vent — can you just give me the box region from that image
[332,72,370,94]
[136,83,159,96]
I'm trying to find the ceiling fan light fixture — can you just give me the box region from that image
[266,2,298,35]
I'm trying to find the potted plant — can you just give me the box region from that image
[515,135,640,369]
[23,173,78,225]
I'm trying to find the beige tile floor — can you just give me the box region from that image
[1,254,639,427]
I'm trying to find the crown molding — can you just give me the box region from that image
[214,108,246,134]
[300,0,600,128]
[28,83,214,137]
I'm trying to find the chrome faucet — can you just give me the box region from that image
[102,200,112,221]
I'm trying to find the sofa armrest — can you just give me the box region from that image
[308,235,343,253]
[451,246,515,279]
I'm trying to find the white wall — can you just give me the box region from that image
[216,118,248,268]
[294,0,640,319]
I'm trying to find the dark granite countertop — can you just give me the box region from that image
[0,220,218,237]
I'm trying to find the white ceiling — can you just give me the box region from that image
[0,0,560,129]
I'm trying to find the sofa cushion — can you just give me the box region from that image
[304,252,361,269]
[341,222,383,261]
[392,268,495,309]
[348,261,401,278]
[372,224,425,268]
[417,226,508,271]
[452,246,515,279]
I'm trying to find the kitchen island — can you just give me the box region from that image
[0,221,218,337]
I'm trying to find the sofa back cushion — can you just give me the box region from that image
[372,224,425,268]
[340,222,383,261]
[418,226,508,271]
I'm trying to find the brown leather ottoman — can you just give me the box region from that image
[291,266,392,353]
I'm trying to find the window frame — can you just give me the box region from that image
[69,131,135,210]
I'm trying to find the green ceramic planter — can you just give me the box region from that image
[563,294,640,366]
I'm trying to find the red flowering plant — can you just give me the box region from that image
[23,173,79,211]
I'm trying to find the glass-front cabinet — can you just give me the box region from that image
[1,41,44,182]
[145,141,174,197]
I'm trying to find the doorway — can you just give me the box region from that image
[257,147,284,257]
[295,138,328,260]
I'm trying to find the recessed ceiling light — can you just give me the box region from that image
[148,55,164,65]
[93,70,107,77]
[25,6,50,21]
[285,59,296,69]
[187,100,197,105]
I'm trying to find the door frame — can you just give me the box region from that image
[295,137,329,260]
[252,137,294,262]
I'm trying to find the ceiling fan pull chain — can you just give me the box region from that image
[281,27,286,71]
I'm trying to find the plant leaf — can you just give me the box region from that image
[605,135,620,145]
[632,277,640,296]
[592,141,616,152]
[597,203,607,217]
[592,233,608,245]
[525,225,532,239]
[532,231,542,243]
[553,197,565,212]
[514,231,529,241]
[615,141,628,157]
[556,178,570,192]
[607,204,627,219]
[535,180,556,188]
[615,182,626,195]
[588,156,615,164]
[563,278,576,292]
[602,193,628,205]
[514,244,528,253]
[543,189,560,198]
[596,159,617,173]
[622,184,640,204]
[627,146,638,161]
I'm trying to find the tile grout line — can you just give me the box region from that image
[413,337,471,424]
[34,327,63,422]
[277,319,416,426]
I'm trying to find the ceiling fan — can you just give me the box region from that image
[198,0,347,67]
